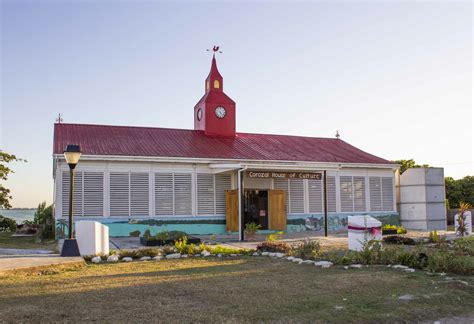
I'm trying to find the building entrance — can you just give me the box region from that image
[243,190,268,230]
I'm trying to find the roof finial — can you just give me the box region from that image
[335,130,340,139]
[206,45,222,57]
[56,113,63,124]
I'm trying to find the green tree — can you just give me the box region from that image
[0,151,25,209]
[445,176,474,209]
[393,159,430,174]
[34,201,55,239]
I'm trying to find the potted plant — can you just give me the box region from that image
[244,222,262,241]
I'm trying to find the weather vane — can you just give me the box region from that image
[335,130,340,139]
[206,45,222,56]
[56,113,63,124]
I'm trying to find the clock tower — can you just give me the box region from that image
[194,49,236,137]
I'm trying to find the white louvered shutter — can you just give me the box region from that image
[197,173,215,215]
[174,173,192,215]
[382,177,394,211]
[83,172,104,217]
[340,176,354,212]
[274,178,289,212]
[155,173,173,216]
[215,174,231,215]
[353,176,366,212]
[327,176,337,213]
[369,177,382,211]
[110,172,130,217]
[308,179,323,213]
[130,172,149,216]
[289,179,304,213]
[61,171,83,217]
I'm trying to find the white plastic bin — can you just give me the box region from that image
[454,211,472,236]
[348,215,382,251]
[76,221,110,256]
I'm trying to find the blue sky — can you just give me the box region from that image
[1,1,472,207]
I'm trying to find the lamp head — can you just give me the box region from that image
[64,144,81,169]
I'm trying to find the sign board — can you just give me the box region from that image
[246,171,322,180]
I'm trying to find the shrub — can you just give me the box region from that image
[199,242,211,252]
[452,236,474,256]
[244,222,262,235]
[0,215,16,232]
[290,239,321,260]
[129,230,141,237]
[266,231,284,242]
[256,241,290,253]
[175,237,188,254]
[161,245,176,255]
[382,224,407,235]
[136,248,160,258]
[118,249,141,259]
[143,229,152,240]
[456,202,472,237]
[383,235,415,245]
[210,245,254,255]
[357,240,383,265]
[34,201,55,239]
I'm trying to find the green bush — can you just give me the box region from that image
[256,241,290,253]
[175,237,188,254]
[129,230,141,237]
[452,236,474,256]
[210,245,253,255]
[0,215,16,232]
[383,235,415,245]
[290,240,321,260]
[34,202,55,239]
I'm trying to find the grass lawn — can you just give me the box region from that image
[0,232,57,250]
[1,257,473,322]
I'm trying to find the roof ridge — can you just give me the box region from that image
[55,123,337,140]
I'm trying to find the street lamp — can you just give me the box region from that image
[60,144,82,257]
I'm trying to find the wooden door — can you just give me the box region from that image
[268,190,287,230]
[226,189,239,232]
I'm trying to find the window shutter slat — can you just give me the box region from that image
[340,176,353,212]
[215,174,231,215]
[155,173,173,216]
[289,179,304,213]
[174,173,192,215]
[353,176,366,212]
[130,172,149,216]
[308,179,323,213]
[110,172,130,217]
[83,172,104,216]
[327,176,337,213]
[197,174,215,215]
[382,177,394,211]
[369,177,382,211]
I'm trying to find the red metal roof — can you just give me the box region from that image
[53,123,393,164]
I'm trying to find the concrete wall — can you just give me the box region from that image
[397,168,446,230]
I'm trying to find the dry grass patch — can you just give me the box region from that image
[0,257,473,323]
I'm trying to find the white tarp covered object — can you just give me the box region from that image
[454,211,472,236]
[76,221,109,256]
[348,215,382,251]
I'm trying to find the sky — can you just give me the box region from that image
[1,0,472,208]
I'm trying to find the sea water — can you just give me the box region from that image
[0,209,35,223]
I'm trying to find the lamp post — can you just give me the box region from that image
[60,144,82,257]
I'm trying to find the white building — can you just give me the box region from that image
[53,53,398,239]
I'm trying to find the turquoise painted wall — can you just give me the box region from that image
[55,212,399,239]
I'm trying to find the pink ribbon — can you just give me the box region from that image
[348,225,381,235]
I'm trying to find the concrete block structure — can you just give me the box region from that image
[397,168,446,230]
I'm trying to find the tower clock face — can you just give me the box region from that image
[215,106,226,119]
[197,108,202,121]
